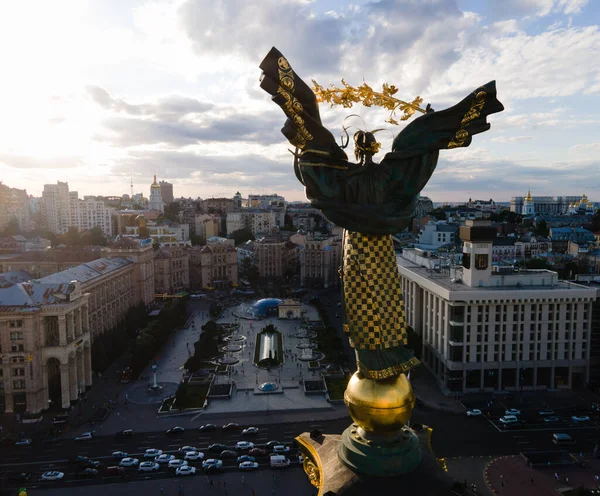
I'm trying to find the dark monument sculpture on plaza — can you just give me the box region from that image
[260,47,503,494]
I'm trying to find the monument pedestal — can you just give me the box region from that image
[296,426,470,496]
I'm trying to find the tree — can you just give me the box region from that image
[534,219,549,238]
[429,208,447,221]
[282,214,295,231]
[520,258,552,270]
[163,201,181,222]
[1,218,20,236]
[230,228,254,245]
[591,210,600,232]
[190,234,203,246]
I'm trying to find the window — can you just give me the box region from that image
[11,344,24,352]
[10,331,23,341]
[475,254,488,270]
[9,320,23,328]
[10,356,25,363]
[12,368,25,377]
[13,380,26,390]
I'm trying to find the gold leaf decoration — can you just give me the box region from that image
[312,79,426,125]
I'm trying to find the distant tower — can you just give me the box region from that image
[149,175,164,213]
[233,191,242,210]
[522,189,535,216]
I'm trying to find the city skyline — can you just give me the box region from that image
[1,0,599,202]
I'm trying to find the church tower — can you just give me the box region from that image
[522,189,535,216]
[149,175,164,213]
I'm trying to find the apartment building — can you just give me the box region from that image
[254,231,298,281]
[154,246,189,294]
[0,183,32,232]
[397,220,598,394]
[290,231,342,288]
[189,239,238,290]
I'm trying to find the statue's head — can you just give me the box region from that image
[353,130,380,164]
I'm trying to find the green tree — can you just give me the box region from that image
[230,228,254,245]
[429,208,447,220]
[1,218,20,236]
[190,234,203,245]
[163,201,181,222]
[520,257,552,270]
[534,219,549,238]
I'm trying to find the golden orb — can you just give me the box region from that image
[344,372,415,434]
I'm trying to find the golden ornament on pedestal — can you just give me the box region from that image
[344,372,415,435]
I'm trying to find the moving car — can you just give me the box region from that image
[504,409,521,416]
[222,423,239,430]
[166,426,185,435]
[242,427,259,435]
[41,471,64,481]
[168,459,188,470]
[236,441,255,450]
[115,429,135,439]
[138,462,160,473]
[15,438,32,446]
[184,451,204,461]
[202,459,223,469]
[272,445,290,454]
[144,448,163,458]
[543,416,560,423]
[76,468,98,478]
[220,450,237,459]
[572,415,590,422]
[466,409,482,417]
[155,454,176,464]
[238,455,255,463]
[198,424,217,432]
[112,451,128,459]
[208,443,229,453]
[74,432,95,441]
[249,448,268,457]
[239,461,259,470]
[176,465,196,476]
[119,457,139,467]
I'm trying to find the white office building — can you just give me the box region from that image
[397,220,598,394]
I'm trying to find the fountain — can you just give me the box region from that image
[148,364,163,392]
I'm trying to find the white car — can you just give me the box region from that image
[176,465,196,476]
[144,449,163,458]
[239,461,259,470]
[272,445,290,453]
[505,409,521,416]
[466,409,482,417]
[168,459,188,470]
[179,446,198,453]
[184,451,204,461]
[41,471,64,481]
[499,416,519,425]
[112,451,128,458]
[572,415,590,422]
[138,461,160,472]
[242,427,259,435]
[74,432,94,441]
[155,454,176,464]
[202,459,223,469]
[235,441,254,450]
[15,438,32,446]
[119,457,139,467]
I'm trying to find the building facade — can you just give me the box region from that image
[159,181,174,205]
[154,246,189,294]
[510,195,582,215]
[0,183,32,233]
[254,231,298,281]
[397,220,598,394]
[0,280,92,413]
[194,214,221,240]
[290,231,342,288]
[189,240,238,290]
[0,248,103,278]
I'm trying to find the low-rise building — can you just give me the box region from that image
[154,246,189,294]
[550,227,596,253]
[189,239,238,290]
[397,220,598,394]
[417,221,459,248]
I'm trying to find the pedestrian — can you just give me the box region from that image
[555,472,559,480]
[565,476,569,484]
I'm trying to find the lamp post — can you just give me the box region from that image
[151,364,159,390]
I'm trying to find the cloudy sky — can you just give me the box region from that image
[1,0,599,202]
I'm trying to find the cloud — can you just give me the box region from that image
[0,153,83,169]
[489,0,588,19]
[570,142,600,150]
[490,135,534,142]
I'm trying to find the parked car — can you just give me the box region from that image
[222,423,239,431]
[75,456,100,468]
[202,459,223,469]
[572,415,590,422]
[266,440,283,448]
[220,450,238,459]
[112,451,128,459]
[138,462,160,473]
[249,448,268,457]
[144,448,163,458]
[466,409,482,417]
[41,471,64,481]
[119,457,139,467]
[166,426,185,435]
[208,443,229,453]
[237,455,255,463]
[105,466,126,477]
[184,451,204,461]
[115,429,134,439]
[504,409,521,416]
[15,438,32,446]
[543,416,560,423]
[236,441,255,450]
[155,454,176,464]
[242,427,259,436]
[168,459,188,470]
[198,424,217,432]
[76,468,98,478]
[538,409,555,416]
[74,432,95,441]
[499,415,519,424]
[176,465,196,476]
[239,461,259,470]
[272,445,290,454]
[179,446,198,453]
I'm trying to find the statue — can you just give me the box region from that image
[260,47,504,481]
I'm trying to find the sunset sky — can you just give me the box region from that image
[1,0,599,202]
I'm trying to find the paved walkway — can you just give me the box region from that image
[411,366,465,414]
[446,456,495,496]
